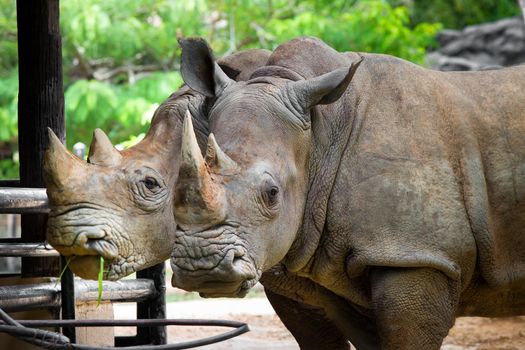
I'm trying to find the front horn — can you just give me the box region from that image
[43,128,89,188]
[174,111,226,227]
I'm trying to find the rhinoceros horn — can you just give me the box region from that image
[205,133,239,175]
[87,128,121,166]
[43,128,90,188]
[174,111,226,227]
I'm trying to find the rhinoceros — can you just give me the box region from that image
[170,37,525,349]
[43,48,270,280]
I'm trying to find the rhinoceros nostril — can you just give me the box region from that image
[232,249,244,264]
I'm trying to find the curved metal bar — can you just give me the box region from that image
[70,324,250,350]
[0,325,70,345]
[17,318,247,328]
[0,306,250,350]
[0,307,71,349]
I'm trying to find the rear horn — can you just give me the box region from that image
[88,128,121,166]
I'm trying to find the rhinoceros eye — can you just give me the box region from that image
[262,184,280,209]
[142,177,159,190]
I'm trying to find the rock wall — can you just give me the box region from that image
[428,16,525,71]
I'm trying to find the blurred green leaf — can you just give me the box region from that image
[0,0,520,178]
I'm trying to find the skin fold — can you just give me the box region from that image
[171,37,525,349]
[43,48,271,280]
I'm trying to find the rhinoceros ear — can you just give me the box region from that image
[179,37,233,98]
[287,56,363,116]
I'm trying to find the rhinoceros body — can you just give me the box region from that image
[43,49,270,280]
[172,37,525,349]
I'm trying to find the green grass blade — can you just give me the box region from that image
[97,256,104,307]
[54,256,76,288]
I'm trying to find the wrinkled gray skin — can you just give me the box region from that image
[171,37,525,349]
[43,48,270,280]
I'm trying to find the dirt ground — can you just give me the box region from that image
[443,316,525,350]
[113,291,525,350]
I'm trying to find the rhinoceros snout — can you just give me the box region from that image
[170,247,259,297]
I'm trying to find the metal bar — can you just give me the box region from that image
[0,187,49,214]
[0,283,60,312]
[0,243,59,257]
[16,319,248,328]
[74,279,156,303]
[0,279,156,312]
[136,263,166,345]
[60,256,76,342]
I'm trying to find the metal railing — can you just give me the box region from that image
[0,186,249,349]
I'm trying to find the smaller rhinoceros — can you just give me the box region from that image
[170,37,525,350]
[43,47,270,280]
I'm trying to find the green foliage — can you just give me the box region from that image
[0,70,18,142]
[59,0,209,85]
[64,72,182,148]
[390,0,521,29]
[0,1,17,75]
[0,0,520,178]
[205,0,440,63]
[262,0,441,63]
[0,158,19,179]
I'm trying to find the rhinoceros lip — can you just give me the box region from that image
[53,238,118,261]
[85,238,118,260]
[197,278,258,298]
[172,273,259,298]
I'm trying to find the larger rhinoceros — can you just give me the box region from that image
[43,48,270,280]
[170,37,525,350]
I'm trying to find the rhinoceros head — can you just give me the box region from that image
[170,38,362,297]
[44,109,184,280]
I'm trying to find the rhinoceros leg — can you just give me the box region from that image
[265,288,351,350]
[370,267,458,350]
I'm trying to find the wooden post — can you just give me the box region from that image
[16,0,63,276]
[75,302,114,346]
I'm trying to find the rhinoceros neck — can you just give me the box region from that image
[261,38,366,273]
[284,74,363,274]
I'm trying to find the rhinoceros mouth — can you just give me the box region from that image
[52,236,119,261]
[64,254,143,281]
[171,271,260,298]
[197,278,259,298]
